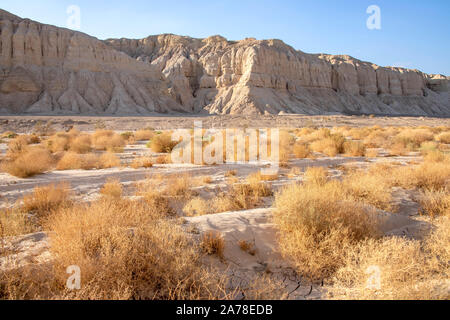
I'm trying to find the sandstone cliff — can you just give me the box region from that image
[0,9,449,116]
[0,9,181,115]
[106,35,450,116]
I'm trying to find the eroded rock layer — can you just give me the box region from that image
[0,9,449,116]
[0,9,181,115]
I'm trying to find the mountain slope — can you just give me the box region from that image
[0,9,448,116]
[0,9,182,115]
[106,34,450,116]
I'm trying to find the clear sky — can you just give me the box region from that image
[1,0,449,75]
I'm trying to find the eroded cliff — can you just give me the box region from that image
[0,9,448,116]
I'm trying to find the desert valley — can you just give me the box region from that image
[0,7,449,301]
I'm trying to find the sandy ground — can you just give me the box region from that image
[0,118,445,299]
[0,137,432,299]
[0,115,449,134]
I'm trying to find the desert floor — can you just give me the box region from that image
[0,116,449,300]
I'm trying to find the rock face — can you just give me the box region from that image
[0,9,449,116]
[0,9,181,115]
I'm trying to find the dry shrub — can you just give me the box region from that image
[165,174,193,198]
[100,179,123,200]
[201,231,225,259]
[365,149,379,158]
[1,131,17,139]
[274,181,380,281]
[69,135,92,154]
[99,152,121,168]
[155,154,171,164]
[435,131,450,144]
[43,199,230,300]
[1,147,53,178]
[343,141,366,157]
[22,183,71,218]
[424,150,446,163]
[304,167,328,186]
[0,264,58,300]
[371,161,450,192]
[92,130,125,152]
[293,142,310,159]
[310,133,345,157]
[329,218,450,300]
[130,157,153,169]
[238,240,256,256]
[183,197,211,216]
[225,170,237,177]
[56,152,98,170]
[405,162,450,190]
[246,173,273,197]
[45,133,71,153]
[0,207,37,237]
[395,128,434,149]
[389,141,409,156]
[363,130,390,148]
[201,176,213,184]
[418,189,450,217]
[134,129,154,141]
[420,141,439,155]
[149,132,177,153]
[342,170,393,211]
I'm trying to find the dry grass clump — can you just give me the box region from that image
[274,181,380,281]
[99,152,121,169]
[238,240,256,256]
[100,179,123,200]
[149,132,178,153]
[45,133,71,153]
[41,199,230,300]
[329,218,450,300]
[134,129,154,141]
[365,148,379,158]
[201,231,225,260]
[304,167,328,186]
[395,128,434,149]
[1,147,54,178]
[245,173,274,197]
[418,189,450,217]
[56,152,120,170]
[309,133,345,157]
[424,150,447,163]
[22,183,71,218]
[435,131,450,144]
[225,170,237,177]
[139,174,193,200]
[369,161,450,192]
[92,130,125,152]
[155,154,171,164]
[403,162,450,191]
[183,197,211,216]
[69,135,92,154]
[0,207,37,237]
[342,170,393,211]
[363,130,390,148]
[56,152,98,170]
[343,141,366,157]
[293,142,311,159]
[130,157,153,169]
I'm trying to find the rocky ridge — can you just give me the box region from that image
[0,9,449,116]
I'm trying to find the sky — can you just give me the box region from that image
[1,0,449,75]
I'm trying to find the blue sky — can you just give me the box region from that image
[1,0,449,75]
